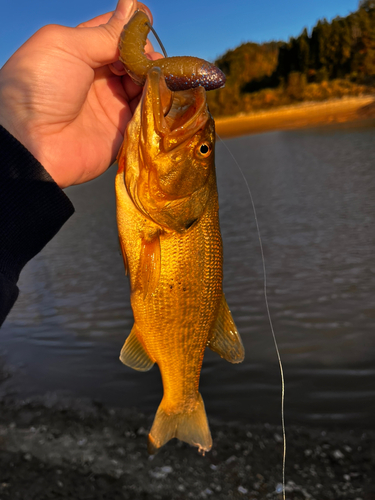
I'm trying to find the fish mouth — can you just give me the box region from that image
[142,67,210,152]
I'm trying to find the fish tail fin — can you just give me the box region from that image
[147,393,212,455]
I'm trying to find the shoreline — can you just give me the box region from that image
[0,392,374,499]
[215,95,375,138]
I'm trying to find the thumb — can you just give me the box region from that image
[76,0,152,68]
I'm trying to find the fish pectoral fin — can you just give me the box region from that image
[118,235,129,275]
[120,325,155,371]
[207,294,245,363]
[147,393,212,455]
[140,234,161,298]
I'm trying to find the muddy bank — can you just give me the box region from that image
[215,95,375,138]
[0,391,374,500]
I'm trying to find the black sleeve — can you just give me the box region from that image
[0,125,75,326]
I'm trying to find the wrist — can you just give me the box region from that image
[0,107,62,188]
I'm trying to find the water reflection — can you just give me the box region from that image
[2,120,375,426]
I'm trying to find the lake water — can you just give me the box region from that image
[1,119,375,427]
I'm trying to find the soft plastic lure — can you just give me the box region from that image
[119,10,226,91]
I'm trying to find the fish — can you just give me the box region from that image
[115,66,245,454]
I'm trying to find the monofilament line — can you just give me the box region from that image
[146,21,168,58]
[217,134,286,500]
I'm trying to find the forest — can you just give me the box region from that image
[207,0,375,117]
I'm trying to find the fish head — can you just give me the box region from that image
[124,67,216,233]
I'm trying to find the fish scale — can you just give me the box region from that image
[142,202,223,407]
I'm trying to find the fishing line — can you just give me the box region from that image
[146,22,169,58]
[217,133,286,500]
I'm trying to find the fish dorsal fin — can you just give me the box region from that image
[207,295,245,363]
[140,232,161,298]
[120,325,155,371]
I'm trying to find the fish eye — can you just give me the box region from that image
[196,142,212,158]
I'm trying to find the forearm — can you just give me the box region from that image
[0,125,75,326]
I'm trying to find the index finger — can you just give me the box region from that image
[77,12,113,28]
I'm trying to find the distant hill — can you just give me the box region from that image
[208,0,375,117]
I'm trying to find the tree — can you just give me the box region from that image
[359,0,375,12]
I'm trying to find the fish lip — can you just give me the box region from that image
[142,66,208,135]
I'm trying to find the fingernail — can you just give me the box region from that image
[138,3,152,23]
[114,0,136,21]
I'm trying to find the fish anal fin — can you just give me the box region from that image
[118,236,129,275]
[140,233,161,298]
[147,393,212,455]
[208,295,245,363]
[120,325,154,371]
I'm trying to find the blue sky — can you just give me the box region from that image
[1,0,360,67]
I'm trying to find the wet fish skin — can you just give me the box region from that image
[115,67,244,454]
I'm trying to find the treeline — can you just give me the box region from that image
[207,0,375,117]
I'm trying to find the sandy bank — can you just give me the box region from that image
[215,95,375,138]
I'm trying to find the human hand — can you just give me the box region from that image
[0,0,160,188]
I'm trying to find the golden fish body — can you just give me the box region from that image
[116,67,244,454]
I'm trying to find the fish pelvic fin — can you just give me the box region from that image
[147,393,212,455]
[207,294,245,363]
[120,325,155,371]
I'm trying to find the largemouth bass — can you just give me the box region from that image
[115,66,244,454]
